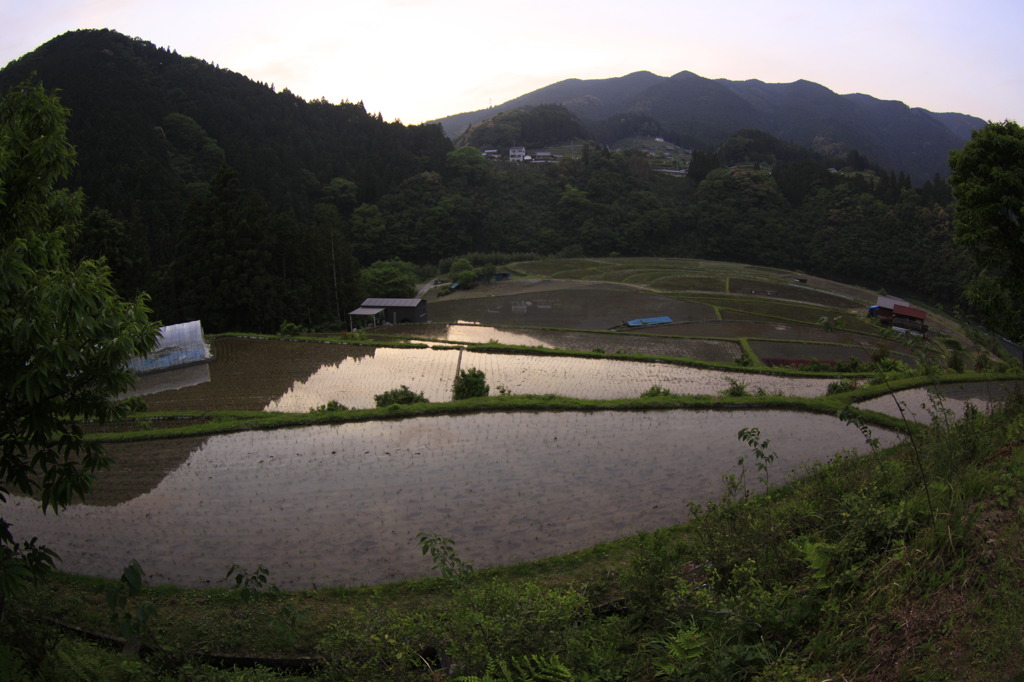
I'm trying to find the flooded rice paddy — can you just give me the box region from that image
[56,333,1016,589]
[266,346,834,411]
[856,381,1021,423]
[372,323,742,363]
[131,337,831,413]
[7,410,900,588]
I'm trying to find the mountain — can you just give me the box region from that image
[0,29,972,329]
[0,29,452,261]
[433,71,985,184]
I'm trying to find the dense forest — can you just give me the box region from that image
[0,29,971,333]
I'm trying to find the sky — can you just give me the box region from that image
[2,0,1022,125]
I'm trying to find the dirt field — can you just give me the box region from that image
[427,280,716,330]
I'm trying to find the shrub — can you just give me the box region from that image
[374,385,429,407]
[720,377,749,397]
[118,396,148,413]
[277,321,305,336]
[835,357,864,372]
[805,358,830,372]
[642,385,674,398]
[826,378,858,395]
[310,400,348,413]
[947,349,965,373]
[452,368,489,400]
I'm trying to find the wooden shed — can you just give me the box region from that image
[348,298,427,330]
[869,295,927,334]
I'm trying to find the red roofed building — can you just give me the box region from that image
[869,295,928,334]
[892,304,928,333]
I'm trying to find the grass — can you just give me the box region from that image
[92,392,872,442]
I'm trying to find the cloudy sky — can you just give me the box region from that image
[3,0,1022,125]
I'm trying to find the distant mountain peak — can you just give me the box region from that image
[433,70,985,182]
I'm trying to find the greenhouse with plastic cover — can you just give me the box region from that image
[127,320,210,374]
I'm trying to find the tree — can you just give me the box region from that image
[360,259,419,298]
[687,149,720,185]
[0,81,159,611]
[320,177,358,215]
[444,146,489,186]
[948,120,1024,340]
[448,257,477,289]
[173,165,287,332]
[72,207,150,297]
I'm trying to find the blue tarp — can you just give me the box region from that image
[625,316,673,327]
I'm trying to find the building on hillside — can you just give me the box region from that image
[347,298,427,330]
[509,146,526,162]
[474,272,512,284]
[868,295,928,334]
[891,304,928,334]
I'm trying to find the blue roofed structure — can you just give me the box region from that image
[625,316,673,327]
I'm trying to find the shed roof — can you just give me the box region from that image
[893,304,927,320]
[876,295,909,310]
[361,298,423,308]
[348,307,385,316]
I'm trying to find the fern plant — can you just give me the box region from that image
[455,654,574,681]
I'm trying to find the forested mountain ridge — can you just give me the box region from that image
[0,29,973,334]
[0,29,453,331]
[0,29,451,263]
[433,70,985,184]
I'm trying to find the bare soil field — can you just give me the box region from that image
[727,277,857,308]
[427,280,715,329]
[748,340,914,368]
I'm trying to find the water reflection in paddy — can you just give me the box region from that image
[396,323,557,348]
[266,347,833,411]
[372,323,742,363]
[5,410,899,588]
[857,380,1022,423]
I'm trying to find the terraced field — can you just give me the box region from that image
[420,257,970,369]
[16,257,1005,589]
